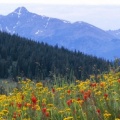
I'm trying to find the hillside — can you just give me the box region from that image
[0,31,110,80]
[0,7,120,60]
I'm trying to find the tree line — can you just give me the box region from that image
[0,31,111,81]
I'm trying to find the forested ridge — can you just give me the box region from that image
[0,31,110,81]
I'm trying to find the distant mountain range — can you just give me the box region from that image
[0,7,120,60]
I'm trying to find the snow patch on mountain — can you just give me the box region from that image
[62,20,70,23]
[35,30,43,35]
[44,17,50,28]
[12,31,15,34]
[16,21,20,25]
[6,26,11,33]
[42,15,46,19]
[14,7,22,18]
[13,26,16,29]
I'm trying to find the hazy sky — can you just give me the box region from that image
[0,0,120,30]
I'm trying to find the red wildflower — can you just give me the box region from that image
[104,93,108,99]
[13,112,21,118]
[87,90,91,97]
[52,88,55,93]
[83,94,88,101]
[17,113,21,117]
[45,112,50,117]
[17,103,22,108]
[42,107,47,114]
[83,90,91,100]
[97,109,101,114]
[67,99,72,106]
[13,114,17,119]
[90,83,97,87]
[13,112,17,119]
[21,94,24,100]
[31,95,37,104]
[80,90,84,94]
[77,98,81,101]
[24,102,27,107]
[118,79,120,83]
[67,90,71,94]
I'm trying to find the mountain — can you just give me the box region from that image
[0,7,120,60]
[107,29,120,39]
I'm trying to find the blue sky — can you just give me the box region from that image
[0,0,120,30]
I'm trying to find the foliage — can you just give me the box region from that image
[0,31,110,80]
[0,71,120,120]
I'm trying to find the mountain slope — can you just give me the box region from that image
[0,7,120,60]
[0,31,110,80]
[107,29,120,39]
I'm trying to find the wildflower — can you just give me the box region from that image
[24,102,27,107]
[100,82,106,87]
[13,112,17,119]
[42,107,47,114]
[27,103,32,108]
[115,118,120,120]
[31,95,37,104]
[58,110,64,114]
[9,102,14,107]
[45,112,50,117]
[36,82,43,87]
[90,83,97,87]
[97,109,101,114]
[104,112,111,119]
[118,79,120,83]
[104,93,108,99]
[63,116,74,120]
[65,108,71,112]
[21,94,24,100]
[32,105,37,110]
[52,88,55,93]
[47,104,54,107]
[67,99,72,106]
[80,90,84,94]
[42,98,46,104]
[95,91,102,96]
[77,98,81,101]
[77,99,84,105]
[17,103,22,108]
[36,105,40,110]
[42,103,46,107]
[83,91,91,100]
[2,109,9,114]
[83,94,88,101]
[67,90,71,94]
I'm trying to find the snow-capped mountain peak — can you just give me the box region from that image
[8,7,29,18]
[14,7,28,14]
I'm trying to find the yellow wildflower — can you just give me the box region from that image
[63,117,74,120]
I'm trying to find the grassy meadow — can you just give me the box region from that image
[0,71,120,120]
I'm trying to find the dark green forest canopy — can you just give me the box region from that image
[0,31,110,81]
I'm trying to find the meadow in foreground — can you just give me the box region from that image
[0,71,120,120]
